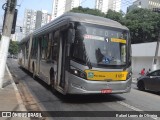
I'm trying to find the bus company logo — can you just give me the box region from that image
[2,112,11,117]
[88,72,94,78]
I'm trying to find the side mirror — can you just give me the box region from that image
[67,29,75,44]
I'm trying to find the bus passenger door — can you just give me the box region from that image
[36,37,41,76]
[52,31,65,90]
[25,41,29,68]
[52,31,60,88]
[39,34,52,83]
[59,31,67,88]
[57,35,63,88]
[56,31,67,89]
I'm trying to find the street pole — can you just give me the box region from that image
[152,8,160,71]
[0,0,17,89]
[152,33,160,71]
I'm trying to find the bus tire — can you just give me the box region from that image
[50,69,55,92]
[32,63,36,79]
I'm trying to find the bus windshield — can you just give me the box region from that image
[71,23,129,67]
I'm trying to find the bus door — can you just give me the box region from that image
[25,40,29,68]
[52,31,65,89]
[21,44,26,66]
[36,37,41,75]
[59,31,66,88]
[39,34,52,83]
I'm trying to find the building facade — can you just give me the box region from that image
[23,9,37,36]
[52,0,80,20]
[128,0,160,12]
[95,0,121,13]
[41,10,52,26]
[23,9,51,36]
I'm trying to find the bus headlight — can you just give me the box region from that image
[70,67,87,79]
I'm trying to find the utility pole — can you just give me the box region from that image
[152,33,160,71]
[0,0,17,89]
[152,8,160,71]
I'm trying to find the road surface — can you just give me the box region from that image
[7,59,160,120]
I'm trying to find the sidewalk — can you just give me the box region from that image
[0,66,29,120]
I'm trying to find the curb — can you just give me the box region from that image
[6,65,27,111]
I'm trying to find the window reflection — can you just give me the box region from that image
[71,23,129,67]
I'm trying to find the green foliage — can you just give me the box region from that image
[70,7,160,44]
[71,7,124,23]
[70,6,105,17]
[123,8,160,44]
[9,40,19,55]
[105,9,124,23]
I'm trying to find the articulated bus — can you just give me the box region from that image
[19,12,132,95]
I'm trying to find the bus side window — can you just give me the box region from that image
[26,40,29,59]
[22,44,25,59]
[31,37,38,59]
[47,33,52,60]
[41,35,49,60]
[52,31,59,61]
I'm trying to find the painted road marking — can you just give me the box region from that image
[117,101,159,120]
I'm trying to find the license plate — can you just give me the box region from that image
[101,89,112,94]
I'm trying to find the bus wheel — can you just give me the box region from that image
[50,70,55,92]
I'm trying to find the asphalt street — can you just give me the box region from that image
[7,59,160,120]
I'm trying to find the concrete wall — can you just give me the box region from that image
[131,42,160,77]
[132,57,160,74]
[132,42,159,57]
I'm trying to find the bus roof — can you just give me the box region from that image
[58,12,128,30]
[20,12,128,44]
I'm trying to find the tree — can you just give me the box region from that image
[70,7,160,44]
[124,8,160,44]
[70,6,105,17]
[9,40,19,55]
[105,9,124,23]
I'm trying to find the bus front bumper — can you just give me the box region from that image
[66,73,132,94]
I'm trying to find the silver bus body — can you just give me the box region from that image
[19,12,132,95]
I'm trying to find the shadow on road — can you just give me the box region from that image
[58,94,125,104]
[144,90,160,96]
[19,66,51,91]
[134,87,160,96]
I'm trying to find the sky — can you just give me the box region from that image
[0,0,133,29]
